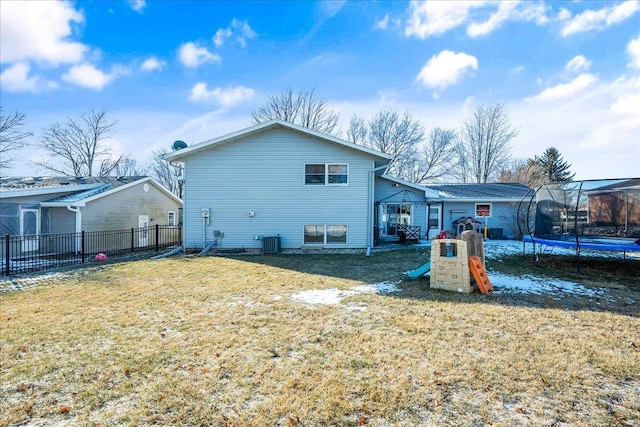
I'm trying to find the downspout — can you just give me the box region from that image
[367,163,391,256]
[426,204,431,239]
[66,205,81,253]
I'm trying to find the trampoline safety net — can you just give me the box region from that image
[520,178,640,242]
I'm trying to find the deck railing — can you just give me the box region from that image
[2,225,182,276]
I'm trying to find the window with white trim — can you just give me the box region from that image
[304,163,348,186]
[304,225,347,244]
[168,211,176,226]
[475,203,492,218]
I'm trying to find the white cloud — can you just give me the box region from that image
[405,0,485,39]
[375,13,390,30]
[533,74,597,101]
[467,1,549,37]
[318,0,347,19]
[565,55,591,72]
[628,34,640,69]
[61,64,126,90]
[188,84,255,106]
[213,28,232,47]
[560,0,640,37]
[128,0,146,12]
[213,19,257,48]
[467,1,516,37]
[178,42,221,68]
[141,56,166,72]
[0,0,87,65]
[233,19,257,47]
[0,62,57,93]
[416,50,478,93]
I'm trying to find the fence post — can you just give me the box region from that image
[5,235,10,276]
[81,231,86,263]
[155,224,159,252]
[131,228,135,252]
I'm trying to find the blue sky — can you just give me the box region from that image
[1,0,639,180]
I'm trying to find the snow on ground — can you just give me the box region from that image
[291,281,401,306]
[490,272,605,299]
[484,238,640,260]
[292,240,636,307]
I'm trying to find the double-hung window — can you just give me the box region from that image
[475,203,492,218]
[304,225,347,245]
[168,211,176,226]
[304,163,348,186]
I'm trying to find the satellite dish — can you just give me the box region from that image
[172,140,188,150]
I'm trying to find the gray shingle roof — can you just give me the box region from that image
[0,176,147,202]
[424,183,532,200]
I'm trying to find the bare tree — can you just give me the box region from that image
[0,108,32,170]
[152,148,183,198]
[403,128,458,183]
[364,108,425,179]
[250,87,340,135]
[497,158,546,188]
[34,110,120,177]
[456,103,518,183]
[114,155,149,177]
[345,114,368,145]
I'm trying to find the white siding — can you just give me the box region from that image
[82,182,182,232]
[182,128,378,249]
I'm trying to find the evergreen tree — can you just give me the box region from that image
[534,147,574,183]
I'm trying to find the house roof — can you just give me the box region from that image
[163,119,392,163]
[584,178,640,192]
[423,182,532,201]
[0,176,182,206]
[380,175,429,193]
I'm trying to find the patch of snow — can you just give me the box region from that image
[490,272,606,298]
[291,280,401,306]
[484,239,640,260]
[344,304,368,311]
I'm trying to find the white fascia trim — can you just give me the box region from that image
[163,119,392,162]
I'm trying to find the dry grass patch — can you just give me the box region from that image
[1,251,639,426]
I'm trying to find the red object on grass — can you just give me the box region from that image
[95,253,107,261]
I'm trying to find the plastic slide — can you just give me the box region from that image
[407,261,431,279]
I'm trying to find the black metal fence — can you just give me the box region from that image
[2,225,182,276]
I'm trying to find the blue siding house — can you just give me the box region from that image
[163,120,391,251]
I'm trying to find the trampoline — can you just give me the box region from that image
[517,178,640,270]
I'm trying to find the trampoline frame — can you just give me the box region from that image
[517,178,640,272]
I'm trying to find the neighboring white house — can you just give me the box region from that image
[163,120,391,251]
[0,176,183,256]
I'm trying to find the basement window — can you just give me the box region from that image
[304,225,347,244]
